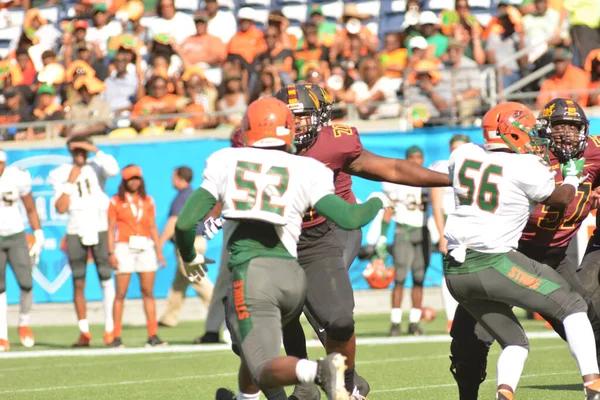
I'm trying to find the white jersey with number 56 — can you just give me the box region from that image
[444,143,556,254]
[201,147,334,257]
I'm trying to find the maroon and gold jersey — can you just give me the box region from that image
[520,136,600,248]
[302,125,363,228]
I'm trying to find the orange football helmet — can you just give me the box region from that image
[482,102,546,158]
[363,259,395,289]
[241,98,295,150]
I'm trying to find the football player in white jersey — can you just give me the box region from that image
[443,102,600,400]
[381,146,432,336]
[49,137,119,347]
[430,134,470,332]
[0,150,44,351]
[174,98,388,400]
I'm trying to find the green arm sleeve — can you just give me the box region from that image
[175,187,218,263]
[314,194,383,230]
[380,220,390,237]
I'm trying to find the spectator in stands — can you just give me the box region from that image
[380,32,407,81]
[404,60,447,126]
[301,63,327,87]
[72,20,89,44]
[15,48,35,86]
[131,75,180,132]
[255,25,294,78]
[335,35,365,82]
[41,50,57,68]
[23,8,61,52]
[149,0,196,44]
[69,42,109,81]
[308,4,337,48]
[158,166,214,328]
[587,51,600,106]
[0,88,33,141]
[344,56,400,120]
[330,4,378,66]
[205,0,236,46]
[454,21,486,65]
[523,0,568,47]
[438,38,482,124]
[105,50,141,116]
[179,66,218,128]
[485,8,527,89]
[217,74,245,126]
[107,164,167,348]
[180,13,226,68]
[86,3,123,54]
[146,35,184,81]
[122,1,150,44]
[523,0,570,79]
[267,10,297,51]
[564,0,600,67]
[226,7,266,69]
[0,56,24,90]
[294,22,329,82]
[248,64,283,104]
[439,0,483,37]
[537,46,590,107]
[31,84,63,139]
[64,76,110,138]
[417,11,447,59]
[406,36,433,70]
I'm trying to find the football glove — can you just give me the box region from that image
[29,229,44,267]
[374,235,388,259]
[203,217,223,240]
[366,192,394,209]
[561,157,588,188]
[183,254,215,283]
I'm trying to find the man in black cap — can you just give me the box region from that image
[0,88,33,141]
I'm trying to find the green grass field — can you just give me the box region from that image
[0,312,585,399]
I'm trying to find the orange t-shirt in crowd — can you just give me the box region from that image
[589,81,600,106]
[380,48,408,78]
[338,27,375,58]
[108,194,156,243]
[131,94,180,118]
[227,25,267,64]
[184,102,206,127]
[180,34,227,66]
[537,64,591,107]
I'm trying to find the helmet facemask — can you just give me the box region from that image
[499,113,550,163]
[539,118,588,163]
[292,110,321,150]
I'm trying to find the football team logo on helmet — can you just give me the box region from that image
[275,84,322,150]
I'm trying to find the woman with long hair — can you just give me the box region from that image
[107,164,167,348]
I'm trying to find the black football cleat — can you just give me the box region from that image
[408,323,423,336]
[216,388,236,400]
[388,323,401,337]
[289,382,321,400]
[315,353,349,400]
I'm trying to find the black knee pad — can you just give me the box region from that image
[449,338,489,400]
[326,314,355,342]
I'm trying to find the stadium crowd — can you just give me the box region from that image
[0,0,597,138]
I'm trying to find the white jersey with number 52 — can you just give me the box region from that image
[444,143,556,253]
[201,147,334,257]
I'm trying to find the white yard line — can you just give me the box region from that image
[0,331,560,360]
[0,372,238,395]
[370,371,578,394]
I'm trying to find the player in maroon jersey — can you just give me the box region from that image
[267,84,450,400]
[449,98,600,400]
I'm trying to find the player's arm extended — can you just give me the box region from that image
[345,149,450,187]
[174,188,217,262]
[314,194,383,230]
[542,184,577,207]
